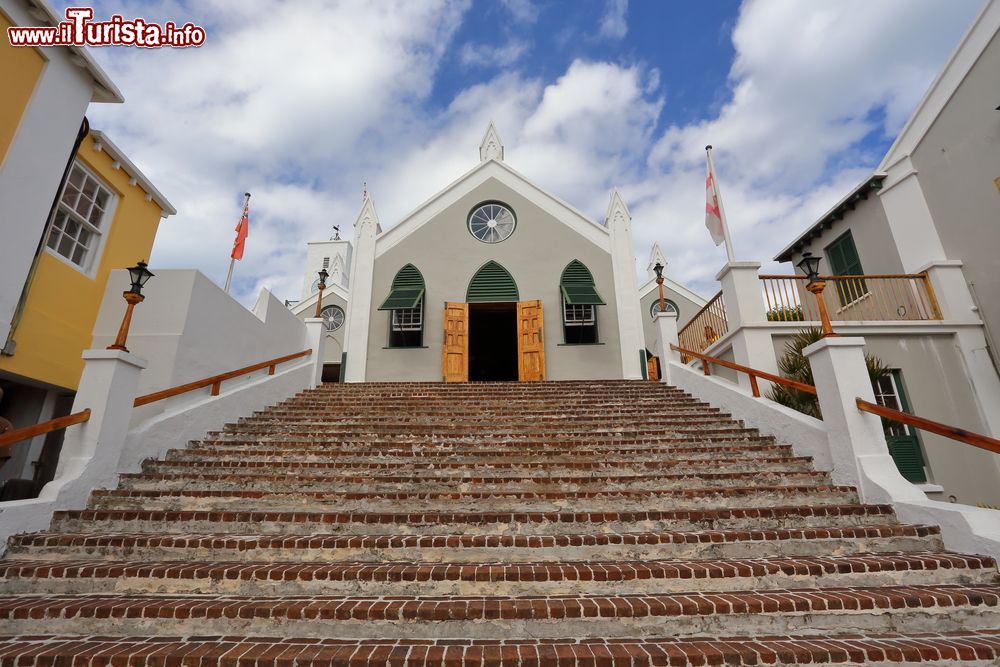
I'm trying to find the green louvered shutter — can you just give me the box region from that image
[379,264,425,310]
[466,261,519,302]
[560,260,606,305]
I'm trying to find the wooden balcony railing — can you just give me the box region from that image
[677,290,728,360]
[760,273,942,323]
[857,398,1000,455]
[0,409,91,461]
[133,349,312,407]
[670,344,817,398]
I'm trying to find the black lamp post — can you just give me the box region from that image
[652,261,667,314]
[314,268,329,318]
[108,260,154,352]
[796,252,836,337]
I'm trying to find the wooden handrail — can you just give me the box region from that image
[133,349,312,407]
[670,344,817,397]
[856,398,1000,455]
[759,273,930,280]
[0,409,91,452]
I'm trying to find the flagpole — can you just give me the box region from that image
[705,145,736,263]
[224,192,251,294]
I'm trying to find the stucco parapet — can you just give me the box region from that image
[714,261,761,282]
[80,348,148,369]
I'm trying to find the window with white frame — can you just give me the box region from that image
[563,302,597,344]
[46,162,114,271]
[390,301,423,347]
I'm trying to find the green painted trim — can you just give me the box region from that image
[378,287,424,310]
[639,349,648,380]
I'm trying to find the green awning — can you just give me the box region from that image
[378,287,424,310]
[561,283,605,305]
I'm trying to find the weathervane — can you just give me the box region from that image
[331,224,341,241]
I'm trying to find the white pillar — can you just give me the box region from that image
[342,197,379,383]
[606,190,644,380]
[804,336,924,504]
[303,318,327,387]
[54,349,147,482]
[653,311,680,385]
[715,261,779,390]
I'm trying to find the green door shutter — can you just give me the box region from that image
[467,261,519,302]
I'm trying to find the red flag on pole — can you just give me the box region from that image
[704,145,735,261]
[231,196,250,260]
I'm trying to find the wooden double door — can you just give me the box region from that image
[442,300,546,382]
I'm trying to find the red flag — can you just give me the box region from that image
[231,203,249,260]
[705,159,725,246]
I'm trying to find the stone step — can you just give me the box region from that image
[49,503,900,536]
[209,425,762,438]
[1,631,998,666]
[2,585,998,638]
[164,442,794,464]
[140,456,816,476]
[86,484,861,513]
[0,551,987,596]
[6,524,942,564]
[115,469,830,493]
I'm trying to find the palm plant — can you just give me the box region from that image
[767,328,889,419]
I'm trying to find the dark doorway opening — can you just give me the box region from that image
[469,302,518,381]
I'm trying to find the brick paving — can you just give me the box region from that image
[1,380,999,664]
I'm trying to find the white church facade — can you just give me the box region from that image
[289,124,706,382]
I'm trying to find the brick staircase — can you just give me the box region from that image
[1,380,999,665]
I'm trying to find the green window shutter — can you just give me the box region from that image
[560,260,606,305]
[887,439,928,483]
[467,261,519,302]
[379,264,426,310]
[825,231,864,276]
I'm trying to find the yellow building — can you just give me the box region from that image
[0,129,175,498]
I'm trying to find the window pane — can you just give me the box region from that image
[81,175,98,201]
[95,190,109,210]
[71,245,87,265]
[68,167,85,188]
[46,229,60,250]
[62,185,80,207]
[52,211,68,230]
[78,228,92,248]
[74,195,91,217]
[57,235,74,257]
[88,205,104,227]
[65,219,81,239]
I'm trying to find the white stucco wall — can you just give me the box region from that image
[90,269,310,422]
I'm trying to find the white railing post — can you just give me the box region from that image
[653,311,680,384]
[803,336,924,504]
[303,318,327,387]
[716,261,779,389]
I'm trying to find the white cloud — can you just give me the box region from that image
[598,0,628,40]
[459,39,529,67]
[499,0,538,24]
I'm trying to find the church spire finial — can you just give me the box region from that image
[479,121,504,162]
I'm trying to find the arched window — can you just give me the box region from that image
[320,305,345,332]
[649,298,679,319]
[466,261,519,302]
[560,260,605,344]
[378,264,425,347]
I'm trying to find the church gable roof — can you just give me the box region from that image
[375,155,611,259]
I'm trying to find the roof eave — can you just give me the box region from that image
[89,130,177,216]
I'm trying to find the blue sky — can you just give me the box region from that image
[61,0,983,302]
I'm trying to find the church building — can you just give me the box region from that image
[290,123,705,382]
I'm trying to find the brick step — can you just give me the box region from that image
[183,437,778,454]
[141,455,815,476]
[0,552,986,596]
[86,485,861,513]
[165,442,794,464]
[211,425,761,438]
[2,585,998,638]
[7,524,941,565]
[50,504,899,536]
[254,405,722,418]
[115,469,829,493]
[236,414,734,427]
[2,631,998,666]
